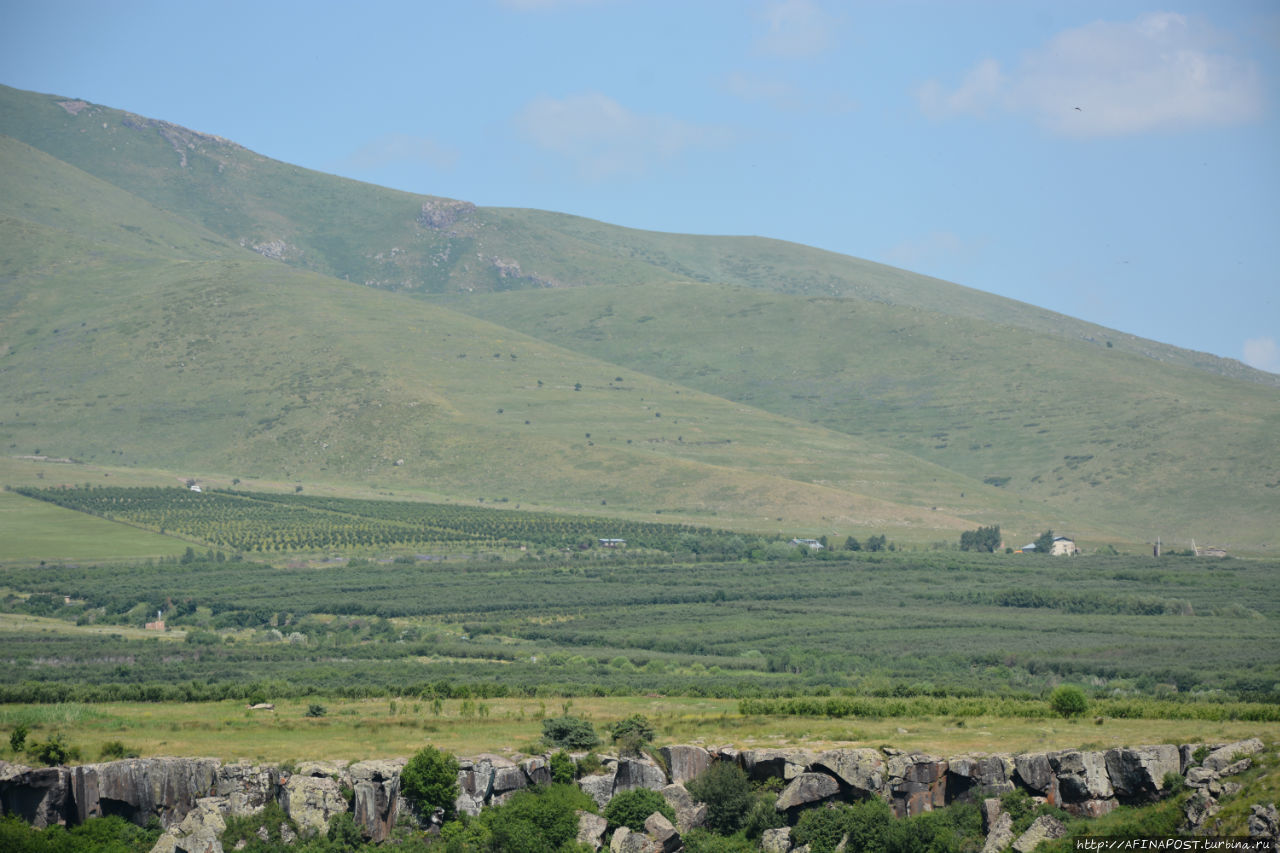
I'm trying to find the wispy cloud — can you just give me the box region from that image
[755,0,836,58]
[336,133,458,172]
[721,71,857,113]
[1243,336,1280,374]
[515,92,732,180]
[916,12,1263,136]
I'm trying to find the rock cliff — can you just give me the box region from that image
[0,736,1268,851]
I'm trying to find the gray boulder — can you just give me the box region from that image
[660,783,707,833]
[1181,789,1219,835]
[214,762,277,815]
[0,762,72,829]
[577,809,608,849]
[981,811,1014,853]
[811,748,887,797]
[761,826,792,853]
[72,757,220,829]
[150,796,228,853]
[659,745,711,785]
[741,748,815,782]
[522,756,552,787]
[948,753,1014,801]
[349,759,404,842]
[610,825,661,853]
[579,769,618,810]
[614,757,666,793]
[1049,749,1112,802]
[776,772,841,812]
[278,773,347,837]
[1247,803,1278,847]
[1012,814,1067,852]
[1203,738,1263,773]
[644,811,681,853]
[1013,752,1055,796]
[1105,745,1180,802]
[886,752,947,817]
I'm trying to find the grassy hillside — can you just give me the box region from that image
[2,83,1276,547]
[2,137,1021,540]
[441,282,1280,546]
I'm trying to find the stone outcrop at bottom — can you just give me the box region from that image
[0,737,1269,849]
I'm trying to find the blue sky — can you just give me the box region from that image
[3,0,1278,372]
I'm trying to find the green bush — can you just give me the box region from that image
[604,788,675,833]
[305,703,327,718]
[400,745,460,822]
[792,806,849,853]
[549,749,576,784]
[682,828,760,852]
[1049,685,1089,718]
[9,723,27,754]
[541,716,599,750]
[28,732,80,766]
[686,761,753,835]
[607,714,656,755]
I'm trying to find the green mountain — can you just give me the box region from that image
[2,84,1276,548]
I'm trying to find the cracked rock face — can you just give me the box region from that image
[278,774,347,837]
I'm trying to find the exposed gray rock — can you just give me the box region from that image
[150,795,228,853]
[886,753,947,817]
[418,198,476,230]
[1105,745,1180,802]
[490,761,530,804]
[659,745,711,785]
[579,769,618,810]
[1247,803,1278,848]
[981,811,1013,853]
[349,759,404,842]
[1222,758,1253,777]
[660,783,706,833]
[981,797,1002,834]
[741,748,815,782]
[947,753,1014,801]
[456,755,504,816]
[1013,752,1055,796]
[776,772,841,812]
[0,762,72,828]
[761,826,792,853]
[278,773,347,837]
[613,757,666,793]
[522,756,552,787]
[644,811,681,853]
[1203,738,1263,773]
[1012,814,1067,852]
[1181,788,1219,835]
[72,758,220,829]
[811,748,887,797]
[611,825,661,853]
[577,809,608,850]
[1049,749,1112,802]
[1185,766,1218,789]
[214,762,277,816]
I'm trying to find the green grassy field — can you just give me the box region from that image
[0,487,191,561]
[2,696,1276,765]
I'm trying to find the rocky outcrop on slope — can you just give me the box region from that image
[0,738,1270,850]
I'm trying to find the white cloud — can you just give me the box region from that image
[336,133,458,172]
[515,92,731,179]
[1243,336,1280,374]
[756,0,836,58]
[916,12,1263,136]
[722,71,857,113]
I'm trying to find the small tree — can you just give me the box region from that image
[607,714,655,756]
[549,749,576,784]
[960,524,1001,552]
[843,536,861,552]
[604,788,675,833]
[401,745,460,821]
[687,761,753,835]
[1049,685,1089,718]
[10,723,28,754]
[541,716,599,750]
[1033,529,1055,554]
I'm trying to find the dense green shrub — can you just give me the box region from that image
[27,733,79,766]
[549,750,576,784]
[541,716,599,750]
[681,828,760,852]
[400,745,460,822]
[686,761,753,835]
[607,714,655,755]
[604,788,675,832]
[792,806,848,853]
[1049,685,1089,718]
[9,723,28,754]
